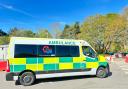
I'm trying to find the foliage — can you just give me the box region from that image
[0,29,8,36]
[0,36,10,45]
[9,27,35,37]
[50,22,62,39]
[61,22,80,39]
[35,29,52,38]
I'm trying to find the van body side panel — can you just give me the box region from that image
[9,55,108,73]
[9,57,86,72]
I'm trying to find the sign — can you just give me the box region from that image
[49,41,76,45]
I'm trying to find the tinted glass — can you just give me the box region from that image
[70,46,79,57]
[14,44,37,58]
[38,45,55,57]
[82,46,96,58]
[56,46,79,57]
[15,44,79,58]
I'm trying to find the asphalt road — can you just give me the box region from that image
[0,62,128,89]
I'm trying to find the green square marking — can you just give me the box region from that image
[44,64,59,71]
[73,63,81,69]
[10,65,13,72]
[26,58,37,64]
[59,57,73,63]
[81,63,86,68]
[14,65,26,72]
[99,62,107,67]
[38,58,43,63]
[86,57,98,62]
[73,63,86,69]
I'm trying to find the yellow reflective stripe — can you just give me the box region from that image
[98,55,106,62]
[73,57,84,63]
[9,58,26,65]
[59,63,73,69]
[86,62,99,68]
[26,64,37,71]
[43,57,59,64]
[37,64,44,71]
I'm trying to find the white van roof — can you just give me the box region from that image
[10,37,90,46]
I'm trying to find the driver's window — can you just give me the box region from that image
[82,46,96,58]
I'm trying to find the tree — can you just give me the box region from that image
[79,14,127,53]
[50,22,62,38]
[0,36,10,45]
[74,22,81,39]
[122,6,128,19]
[35,29,52,38]
[8,27,19,36]
[53,29,62,39]
[60,24,70,39]
[122,6,128,52]
[61,22,81,39]
[0,29,8,36]
[9,27,35,37]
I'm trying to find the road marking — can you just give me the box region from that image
[115,61,128,75]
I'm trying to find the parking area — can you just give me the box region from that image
[0,62,128,89]
[114,60,128,75]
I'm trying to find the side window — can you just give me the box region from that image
[56,46,70,57]
[82,46,96,58]
[38,45,55,57]
[56,46,79,57]
[70,46,80,57]
[14,44,37,58]
[14,44,80,58]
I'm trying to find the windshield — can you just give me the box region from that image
[82,46,97,58]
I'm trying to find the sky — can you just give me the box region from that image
[0,0,128,33]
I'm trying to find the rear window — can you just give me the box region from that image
[14,44,37,58]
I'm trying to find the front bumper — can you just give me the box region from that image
[6,72,19,81]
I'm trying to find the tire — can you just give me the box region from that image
[96,67,108,78]
[18,72,35,86]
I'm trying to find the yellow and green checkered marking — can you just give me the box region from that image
[9,55,108,72]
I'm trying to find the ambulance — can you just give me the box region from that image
[6,37,110,86]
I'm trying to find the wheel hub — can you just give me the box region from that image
[98,70,105,77]
[23,76,32,83]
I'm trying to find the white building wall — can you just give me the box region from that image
[0,45,8,61]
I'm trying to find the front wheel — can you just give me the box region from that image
[19,72,35,86]
[96,67,108,78]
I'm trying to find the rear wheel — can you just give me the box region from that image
[19,72,35,86]
[96,67,108,78]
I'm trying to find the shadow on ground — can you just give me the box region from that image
[15,72,112,86]
[108,72,112,77]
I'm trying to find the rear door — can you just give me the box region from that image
[13,44,38,72]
